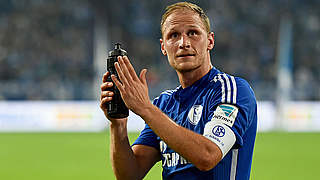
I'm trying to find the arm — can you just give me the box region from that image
[141,104,222,171]
[109,120,160,179]
[100,72,160,180]
[112,56,223,171]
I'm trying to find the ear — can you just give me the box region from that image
[160,38,167,56]
[207,32,215,50]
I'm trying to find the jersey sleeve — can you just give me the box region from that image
[131,123,159,150]
[131,97,161,150]
[231,77,257,148]
[207,75,257,148]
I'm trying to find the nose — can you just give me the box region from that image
[178,34,191,49]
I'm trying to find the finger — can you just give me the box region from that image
[114,61,129,86]
[100,91,114,100]
[102,71,110,83]
[111,74,125,93]
[123,56,139,81]
[100,96,112,107]
[100,82,114,91]
[118,56,133,82]
[139,69,148,85]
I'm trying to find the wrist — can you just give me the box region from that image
[138,103,157,121]
[109,118,128,131]
[109,118,129,140]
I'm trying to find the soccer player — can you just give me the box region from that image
[100,2,257,180]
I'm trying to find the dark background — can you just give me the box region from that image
[0,0,319,101]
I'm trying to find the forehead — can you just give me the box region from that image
[162,9,206,33]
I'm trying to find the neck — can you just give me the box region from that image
[177,64,212,88]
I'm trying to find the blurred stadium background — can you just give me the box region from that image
[0,0,319,179]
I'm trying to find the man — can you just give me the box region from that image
[100,2,257,180]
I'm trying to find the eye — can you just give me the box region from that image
[188,30,197,36]
[169,32,178,39]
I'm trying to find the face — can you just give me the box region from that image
[160,9,214,73]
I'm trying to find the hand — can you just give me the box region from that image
[100,71,127,123]
[111,56,152,116]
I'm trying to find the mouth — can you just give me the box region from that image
[176,53,195,58]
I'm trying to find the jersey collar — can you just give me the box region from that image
[174,67,220,102]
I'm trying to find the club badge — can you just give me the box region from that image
[188,105,203,125]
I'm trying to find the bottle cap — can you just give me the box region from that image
[108,43,127,57]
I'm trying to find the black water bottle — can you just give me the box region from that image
[106,43,129,118]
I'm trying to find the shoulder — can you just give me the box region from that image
[210,73,256,105]
[234,76,256,105]
[210,73,238,104]
[153,86,180,105]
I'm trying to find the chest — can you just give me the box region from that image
[160,91,214,133]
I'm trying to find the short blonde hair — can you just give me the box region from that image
[160,2,211,35]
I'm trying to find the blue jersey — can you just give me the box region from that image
[132,67,257,180]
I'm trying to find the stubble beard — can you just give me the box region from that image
[171,54,206,73]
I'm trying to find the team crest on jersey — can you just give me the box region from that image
[211,104,238,127]
[188,105,203,125]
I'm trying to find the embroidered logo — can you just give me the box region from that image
[188,105,203,125]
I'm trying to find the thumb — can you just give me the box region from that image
[139,69,147,85]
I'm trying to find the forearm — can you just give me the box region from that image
[109,121,141,180]
[139,104,222,171]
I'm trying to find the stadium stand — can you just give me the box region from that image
[0,0,319,101]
